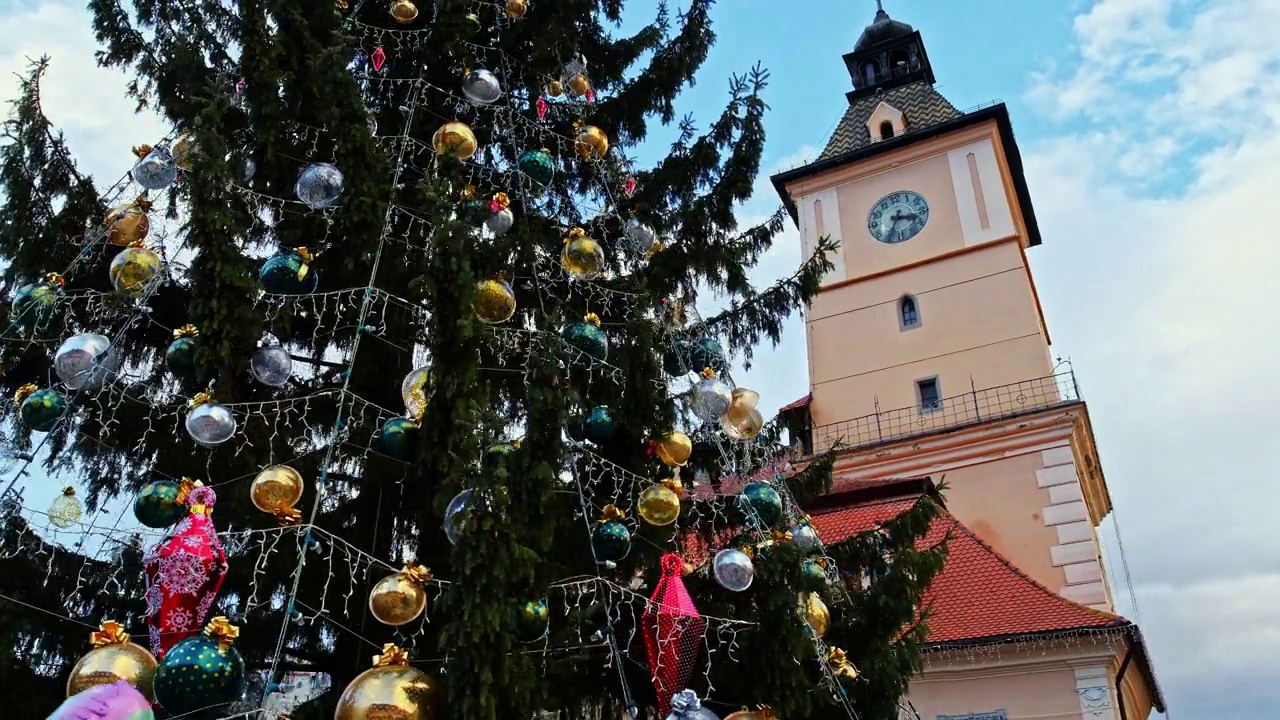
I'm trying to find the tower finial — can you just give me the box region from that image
[876,0,885,11]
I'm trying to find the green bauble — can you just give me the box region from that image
[802,559,827,584]
[517,149,555,186]
[165,337,199,376]
[380,416,419,461]
[562,321,608,363]
[259,250,319,295]
[153,633,245,716]
[740,481,783,527]
[688,336,726,373]
[583,406,614,445]
[662,339,693,376]
[514,599,549,643]
[20,388,68,432]
[134,480,187,528]
[10,281,62,333]
[591,520,631,562]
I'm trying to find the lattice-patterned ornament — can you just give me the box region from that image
[143,485,227,657]
[642,553,706,716]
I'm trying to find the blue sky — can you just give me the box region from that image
[2,1,1279,718]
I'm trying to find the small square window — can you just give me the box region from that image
[917,378,941,412]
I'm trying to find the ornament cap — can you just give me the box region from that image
[61,486,76,496]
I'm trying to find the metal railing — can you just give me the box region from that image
[809,372,1081,454]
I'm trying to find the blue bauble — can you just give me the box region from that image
[515,599,550,643]
[688,336,726,373]
[165,336,199,376]
[134,479,188,528]
[380,416,419,461]
[562,321,609,363]
[10,280,62,333]
[583,406,614,444]
[739,481,783,527]
[259,250,319,295]
[153,632,245,716]
[591,520,631,562]
[19,388,68,432]
[517,149,555,186]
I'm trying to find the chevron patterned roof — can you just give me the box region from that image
[817,81,963,161]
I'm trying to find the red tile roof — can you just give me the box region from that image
[809,489,1126,645]
[777,394,811,413]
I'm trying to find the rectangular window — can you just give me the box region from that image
[917,378,941,412]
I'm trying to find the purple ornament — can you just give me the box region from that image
[47,680,154,720]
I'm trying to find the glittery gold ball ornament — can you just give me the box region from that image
[803,593,829,638]
[48,487,83,529]
[66,621,157,702]
[389,0,418,23]
[637,478,682,527]
[505,0,527,18]
[567,73,590,97]
[432,121,478,159]
[108,244,162,297]
[654,431,692,467]
[336,644,443,720]
[171,133,195,171]
[250,465,304,515]
[574,124,609,160]
[104,199,150,246]
[547,79,565,97]
[369,563,432,626]
[401,365,432,419]
[561,228,604,280]
[474,277,516,324]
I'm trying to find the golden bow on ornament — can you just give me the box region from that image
[373,643,410,668]
[14,383,38,405]
[660,476,685,498]
[175,477,201,505]
[771,529,794,544]
[131,145,153,159]
[599,504,627,523]
[189,392,213,409]
[826,647,860,680]
[490,192,510,211]
[203,617,240,652]
[275,507,302,526]
[583,312,601,326]
[399,562,433,586]
[565,227,588,244]
[45,272,65,287]
[173,324,200,339]
[89,620,131,647]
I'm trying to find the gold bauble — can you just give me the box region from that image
[725,388,760,424]
[432,121,478,159]
[104,203,150,246]
[637,483,681,526]
[250,465,305,514]
[574,124,609,160]
[567,73,590,97]
[547,79,565,97]
[336,652,442,720]
[66,624,157,702]
[654,431,692,467]
[390,0,418,23]
[725,712,775,720]
[505,0,527,18]
[721,408,764,441]
[803,593,829,638]
[172,134,195,171]
[368,570,429,626]
[560,235,604,280]
[474,277,516,324]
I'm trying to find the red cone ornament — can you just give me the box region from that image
[642,553,705,716]
[144,485,228,657]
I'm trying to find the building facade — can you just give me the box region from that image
[770,7,1164,719]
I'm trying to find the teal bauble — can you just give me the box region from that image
[19,388,68,432]
[591,520,631,562]
[515,599,550,643]
[517,149,555,187]
[165,337,199,376]
[152,632,245,716]
[562,320,608,363]
[740,481,783,527]
[583,406,614,445]
[10,280,62,333]
[134,479,188,528]
[259,249,318,295]
[688,336,726,373]
[802,559,827,584]
[380,416,419,461]
[662,339,693,376]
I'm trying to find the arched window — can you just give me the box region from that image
[879,121,896,140]
[889,50,910,77]
[899,295,920,329]
[862,62,878,85]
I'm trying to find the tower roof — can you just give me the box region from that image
[853,4,915,52]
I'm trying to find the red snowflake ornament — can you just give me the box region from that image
[642,553,705,716]
[143,485,228,658]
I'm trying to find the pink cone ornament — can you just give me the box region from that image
[47,679,153,720]
[143,485,227,658]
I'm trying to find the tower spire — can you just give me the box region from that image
[876,0,884,11]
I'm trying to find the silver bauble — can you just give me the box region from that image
[131,147,178,190]
[54,332,118,391]
[367,114,378,136]
[690,375,733,422]
[461,69,503,105]
[443,488,474,545]
[792,523,821,554]
[185,401,237,447]
[294,162,345,210]
[242,157,257,182]
[624,218,657,254]
[712,548,754,592]
[485,207,514,236]
[665,690,720,720]
[250,342,292,387]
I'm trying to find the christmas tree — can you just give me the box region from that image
[0,2,947,719]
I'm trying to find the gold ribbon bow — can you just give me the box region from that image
[565,227,587,245]
[491,192,510,211]
[189,392,212,408]
[294,247,314,263]
[203,617,240,652]
[373,643,410,668]
[275,507,302,526]
[771,529,793,544]
[701,367,717,379]
[175,477,201,504]
[173,324,200,339]
[583,312,600,326]
[644,241,666,259]
[826,647,860,680]
[131,145,153,158]
[599,504,627,523]
[89,620,131,647]
[460,185,476,201]
[45,272,65,287]
[333,0,348,8]
[127,238,147,249]
[131,196,154,212]
[660,476,685,498]
[13,383,37,405]
[400,562,433,586]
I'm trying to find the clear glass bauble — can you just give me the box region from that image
[712,548,754,592]
[461,69,503,105]
[443,488,474,545]
[791,523,821,553]
[54,332,118,391]
[48,490,83,529]
[109,246,162,297]
[624,218,658,254]
[295,162,345,210]
[401,365,432,419]
[250,342,292,387]
[690,375,733,422]
[131,146,178,190]
[720,407,763,441]
[485,207,514,236]
[185,401,237,447]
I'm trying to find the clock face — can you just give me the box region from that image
[867,191,930,244]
